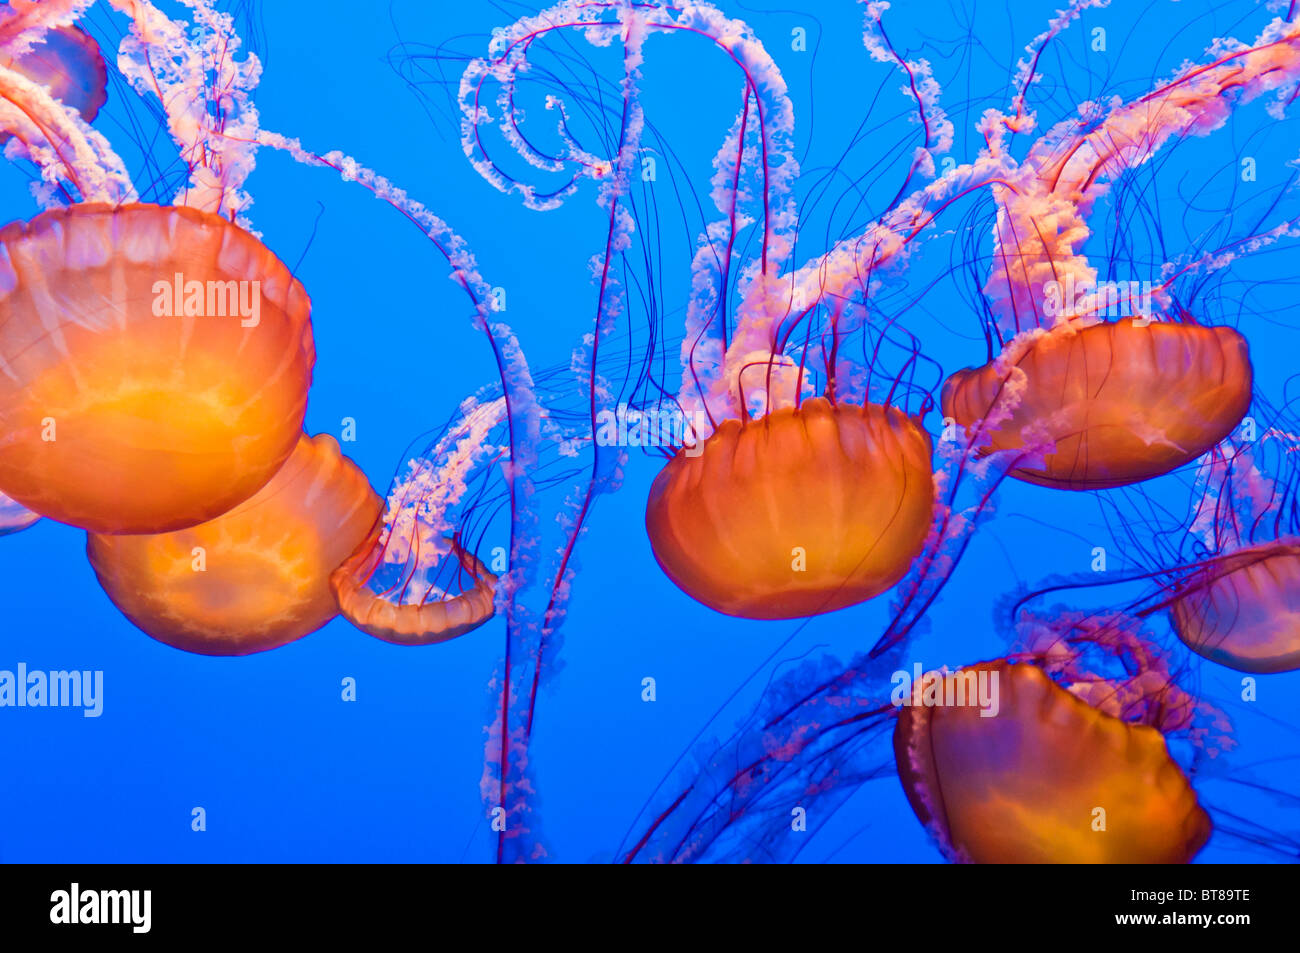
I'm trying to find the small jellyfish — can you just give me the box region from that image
[331,395,506,646]
[0,23,108,123]
[0,203,315,534]
[943,318,1252,490]
[86,434,381,656]
[333,529,497,645]
[1168,543,1300,674]
[645,397,934,619]
[1099,424,1300,674]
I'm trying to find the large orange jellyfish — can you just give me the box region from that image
[0,22,107,123]
[645,397,934,619]
[894,607,1225,864]
[894,660,1211,863]
[0,203,314,533]
[939,13,1300,490]
[942,318,1252,489]
[619,599,1227,863]
[605,0,955,621]
[85,433,381,656]
[331,395,505,646]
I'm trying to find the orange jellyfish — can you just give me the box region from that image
[942,11,1297,491]
[645,396,934,619]
[0,23,108,123]
[85,434,381,656]
[942,318,1252,490]
[1166,543,1300,674]
[331,395,504,646]
[1101,431,1300,674]
[894,660,1212,863]
[332,529,497,645]
[894,606,1226,864]
[0,203,315,534]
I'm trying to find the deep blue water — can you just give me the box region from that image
[0,0,1297,863]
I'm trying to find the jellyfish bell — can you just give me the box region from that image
[894,659,1212,863]
[942,317,1252,490]
[332,528,497,646]
[0,202,315,534]
[645,395,935,619]
[950,8,1298,494]
[0,24,108,123]
[1166,542,1300,674]
[86,433,382,657]
[1100,427,1300,674]
[332,394,508,646]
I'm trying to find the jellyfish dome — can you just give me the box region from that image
[86,434,382,656]
[0,23,107,123]
[1110,428,1300,674]
[333,528,497,646]
[331,394,506,646]
[1168,542,1300,674]
[936,14,1300,492]
[942,318,1252,490]
[0,203,315,534]
[645,397,934,619]
[894,660,1212,863]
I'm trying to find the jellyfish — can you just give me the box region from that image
[645,398,935,619]
[608,1,1300,865]
[943,319,1252,490]
[619,602,1235,864]
[1168,543,1300,675]
[1165,422,1300,673]
[0,19,107,123]
[1084,413,1300,674]
[0,202,315,534]
[632,0,1111,619]
[85,433,381,656]
[898,605,1237,865]
[895,660,1211,864]
[461,0,975,621]
[331,396,507,646]
[0,488,37,535]
[939,8,1300,489]
[0,2,322,533]
[445,0,1300,862]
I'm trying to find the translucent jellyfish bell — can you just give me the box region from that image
[943,319,1252,490]
[0,203,315,534]
[895,661,1212,863]
[87,434,381,656]
[332,395,507,646]
[0,24,108,123]
[646,396,934,619]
